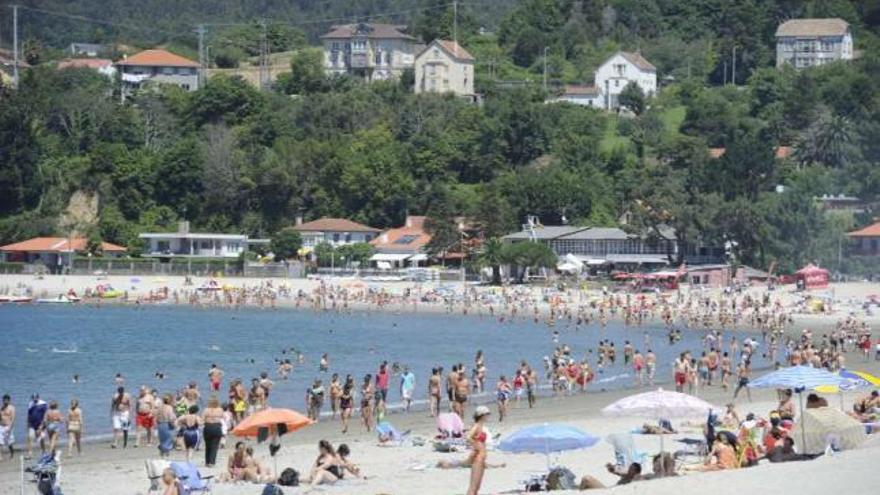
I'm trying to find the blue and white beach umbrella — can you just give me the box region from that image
[499,423,600,468]
[747,365,845,391]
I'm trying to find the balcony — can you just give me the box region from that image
[349,53,372,69]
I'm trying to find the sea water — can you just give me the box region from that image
[0,304,704,440]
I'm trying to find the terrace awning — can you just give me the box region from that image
[370,253,411,262]
[408,253,428,262]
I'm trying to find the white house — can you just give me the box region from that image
[594,51,657,110]
[775,18,853,69]
[293,217,380,249]
[139,222,266,259]
[57,58,116,78]
[414,40,475,98]
[116,49,200,100]
[547,52,656,111]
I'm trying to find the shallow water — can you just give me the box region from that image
[0,304,704,440]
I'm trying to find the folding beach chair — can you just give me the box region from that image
[170,461,214,494]
[377,421,411,446]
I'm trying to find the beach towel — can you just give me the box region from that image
[171,462,210,492]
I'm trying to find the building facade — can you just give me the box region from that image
[139,222,266,259]
[369,216,432,267]
[848,221,880,256]
[775,18,853,69]
[321,23,421,81]
[548,52,657,111]
[414,40,474,97]
[293,217,380,249]
[116,49,199,99]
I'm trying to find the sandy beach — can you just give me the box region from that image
[2,274,879,494]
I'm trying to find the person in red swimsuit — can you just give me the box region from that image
[467,406,491,495]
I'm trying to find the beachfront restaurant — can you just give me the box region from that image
[0,237,126,273]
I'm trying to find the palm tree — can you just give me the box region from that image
[477,237,506,285]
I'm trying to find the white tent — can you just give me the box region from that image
[797,407,867,455]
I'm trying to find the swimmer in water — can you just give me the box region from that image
[114,373,125,386]
[72,374,80,384]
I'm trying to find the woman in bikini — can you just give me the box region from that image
[495,376,511,422]
[66,399,83,456]
[176,405,202,462]
[360,374,374,433]
[43,401,63,454]
[428,368,442,417]
[309,439,343,487]
[339,383,354,434]
[466,406,491,495]
[329,374,342,420]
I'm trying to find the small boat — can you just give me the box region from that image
[9,296,33,303]
[36,295,75,304]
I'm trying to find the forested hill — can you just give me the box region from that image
[1,0,880,274]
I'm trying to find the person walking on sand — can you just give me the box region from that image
[43,401,63,454]
[66,399,83,457]
[400,367,415,413]
[446,365,459,411]
[454,373,471,418]
[428,368,442,417]
[135,386,155,448]
[360,374,374,432]
[375,362,390,404]
[208,364,224,392]
[329,374,342,420]
[26,393,47,458]
[733,359,752,402]
[110,387,132,449]
[466,406,491,495]
[339,383,354,434]
[202,396,224,468]
[0,395,15,461]
[496,376,511,422]
[177,406,202,462]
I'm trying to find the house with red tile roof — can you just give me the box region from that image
[415,39,475,98]
[116,49,200,99]
[369,216,432,267]
[848,221,880,256]
[594,51,657,110]
[293,217,380,250]
[1,237,126,270]
[57,58,116,78]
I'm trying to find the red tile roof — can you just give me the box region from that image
[561,84,599,96]
[370,216,431,252]
[434,40,474,62]
[0,237,126,252]
[848,222,880,238]
[116,49,199,68]
[294,218,380,233]
[709,146,794,159]
[57,58,113,70]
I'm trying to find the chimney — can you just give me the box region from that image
[295,215,303,226]
[178,221,190,234]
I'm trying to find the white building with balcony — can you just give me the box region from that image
[321,23,422,81]
[139,222,267,259]
[293,217,380,249]
[775,18,853,69]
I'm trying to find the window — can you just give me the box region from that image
[157,241,170,252]
[614,79,619,88]
[385,51,391,65]
[332,42,339,51]
[345,233,352,243]
[201,241,212,249]
[333,233,340,242]
[375,49,382,65]
[352,40,366,52]
[615,63,625,75]
[433,48,440,58]
[394,235,419,245]
[226,242,240,253]
[162,67,174,75]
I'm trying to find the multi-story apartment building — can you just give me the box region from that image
[321,23,421,81]
[116,49,199,99]
[775,18,853,69]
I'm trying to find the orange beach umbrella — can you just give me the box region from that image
[232,408,313,438]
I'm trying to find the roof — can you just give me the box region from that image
[557,227,630,241]
[370,216,431,253]
[428,40,474,62]
[560,85,600,96]
[0,237,125,253]
[848,222,880,238]
[776,18,849,37]
[139,232,248,240]
[502,226,587,241]
[293,218,379,233]
[321,23,417,41]
[709,146,793,159]
[57,58,113,70]
[619,51,656,72]
[116,49,199,68]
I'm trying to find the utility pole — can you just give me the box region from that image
[12,4,19,89]
[453,0,458,54]
[259,20,269,90]
[722,61,727,85]
[196,24,206,89]
[543,46,549,91]
[731,45,737,85]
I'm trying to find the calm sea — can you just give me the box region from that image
[0,304,703,440]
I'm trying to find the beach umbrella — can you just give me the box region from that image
[797,407,867,455]
[436,412,464,437]
[602,388,716,457]
[747,366,845,449]
[232,408,313,476]
[498,423,600,469]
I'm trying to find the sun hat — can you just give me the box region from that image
[474,405,491,419]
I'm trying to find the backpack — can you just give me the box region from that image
[278,467,300,487]
[261,484,283,495]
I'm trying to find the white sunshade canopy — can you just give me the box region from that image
[370,253,412,262]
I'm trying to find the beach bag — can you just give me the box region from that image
[261,484,283,495]
[278,468,299,486]
[546,467,577,491]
